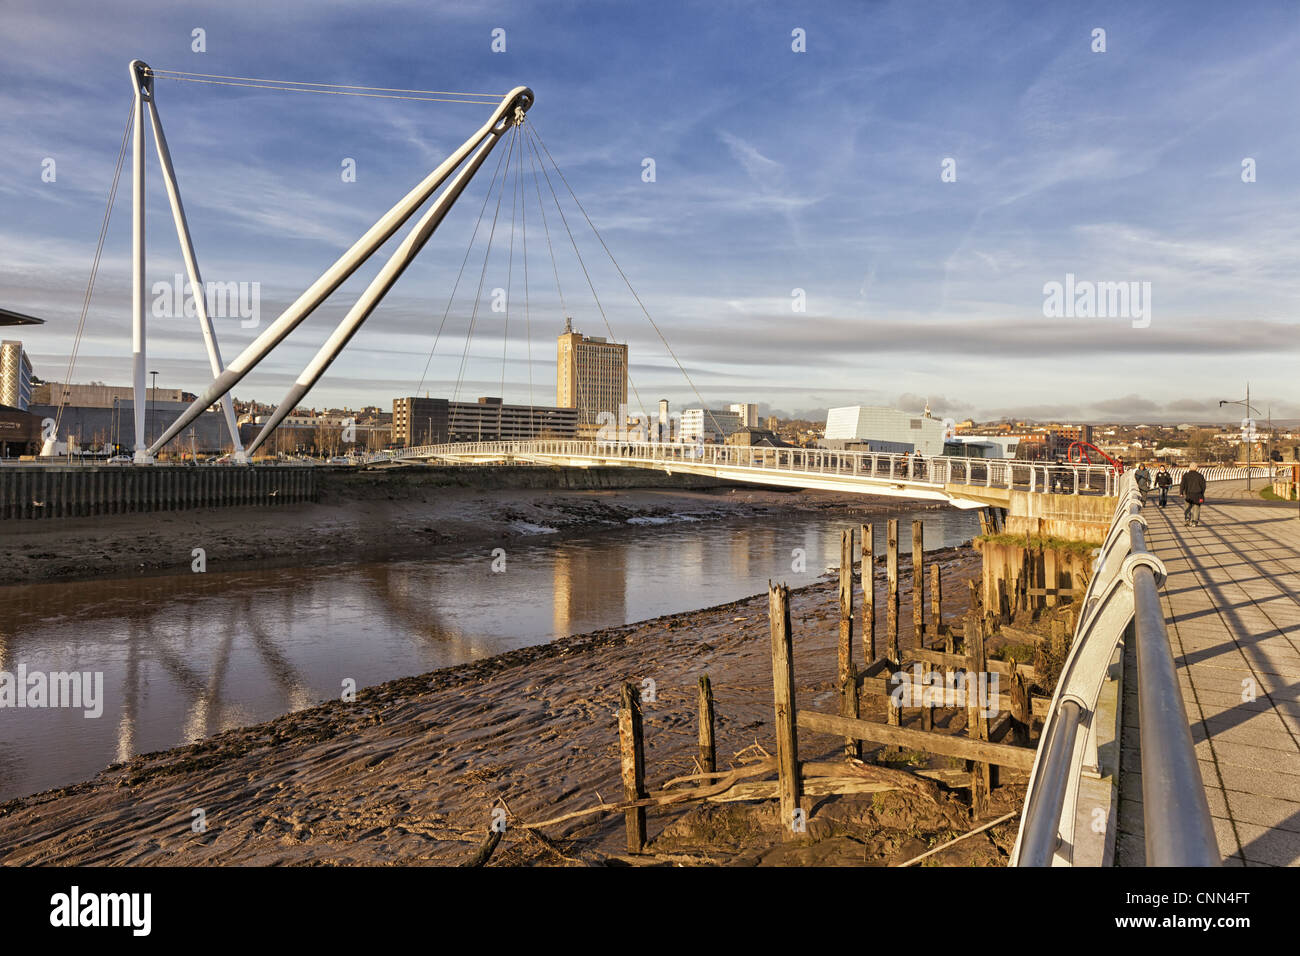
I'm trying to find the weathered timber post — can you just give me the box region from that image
[912,519,924,649]
[769,582,802,840]
[1009,661,1031,747]
[964,613,992,817]
[839,530,859,756]
[930,563,942,647]
[886,519,900,730]
[697,675,716,775]
[861,523,875,662]
[618,681,647,852]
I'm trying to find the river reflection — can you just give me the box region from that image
[0,506,978,801]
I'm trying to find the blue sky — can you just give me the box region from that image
[3,0,1299,423]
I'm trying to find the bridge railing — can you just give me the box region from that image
[1011,471,1219,866]
[379,440,1120,495]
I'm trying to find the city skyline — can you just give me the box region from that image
[3,1,1299,424]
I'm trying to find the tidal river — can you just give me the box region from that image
[0,505,978,802]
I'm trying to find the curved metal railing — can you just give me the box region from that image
[1011,471,1219,866]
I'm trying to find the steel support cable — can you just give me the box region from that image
[413,127,514,398]
[54,98,134,440]
[524,135,589,431]
[144,67,501,98]
[145,69,500,105]
[520,138,534,434]
[530,126,724,442]
[501,122,522,410]
[524,130,650,435]
[452,125,518,409]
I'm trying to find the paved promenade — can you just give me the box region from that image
[1126,480,1300,866]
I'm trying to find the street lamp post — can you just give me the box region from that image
[1219,385,1261,492]
[149,370,159,451]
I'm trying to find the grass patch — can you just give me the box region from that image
[992,642,1037,665]
[976,533,1100,556]
[1260,486,1296,502]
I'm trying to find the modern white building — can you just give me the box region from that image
[680,407,743,443]
[822,405,948,456]
[948,434,1021,458]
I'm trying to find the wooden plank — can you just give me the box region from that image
[697,674,715,775]
[618,681,647,852]
[912,647,1038,682]
[769,582,802,839]
[708,767,972,804]
[795,710,1036,771]
[999,624,1047,646]
[861,523,875,663]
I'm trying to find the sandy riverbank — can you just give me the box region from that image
[0,469,948,586]
[0,540,1027,867]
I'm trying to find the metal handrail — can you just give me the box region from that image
[1012,472,1219,866]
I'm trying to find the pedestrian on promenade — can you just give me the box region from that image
[1155,465,1172,508]
[1180,462,1207,526]
[1135,462,1152,496]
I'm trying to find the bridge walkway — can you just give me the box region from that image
[1119,480,1300,866]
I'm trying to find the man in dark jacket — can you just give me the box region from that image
[1180,463,1207,526]
[1154,465,1173,508]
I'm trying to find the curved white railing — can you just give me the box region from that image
[1011,471,1220,866]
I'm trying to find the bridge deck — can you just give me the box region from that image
[1120,481,1300,866]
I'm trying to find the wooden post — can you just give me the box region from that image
[769,582,802,839]
[618,681,647,852]
[697,675,716,774]
[965,613,992,817]
[861,523,875,663]
[912,518,924,650]
[1009,662,1030,747]
[887,520,900,664]
[839,530,859,756]
[977,509,990,536]
[1045,547,1058,609]
[886,519,900,730]
[930,563,942,646]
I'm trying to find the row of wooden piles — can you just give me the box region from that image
[611,515,1063,854]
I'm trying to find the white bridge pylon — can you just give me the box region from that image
[126,58,533,462]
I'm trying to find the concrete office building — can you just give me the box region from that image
[729,403,760,429]
[556,319,628,438]
[680,407,743,443]
[0,341,32,411]
[822,405,948,456]
[392,396,578,446]
[32,381,194,408]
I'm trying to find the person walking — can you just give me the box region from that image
[1180,462,1207,526]
[1135,462,1152,496]
[1154,465,1172,508]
